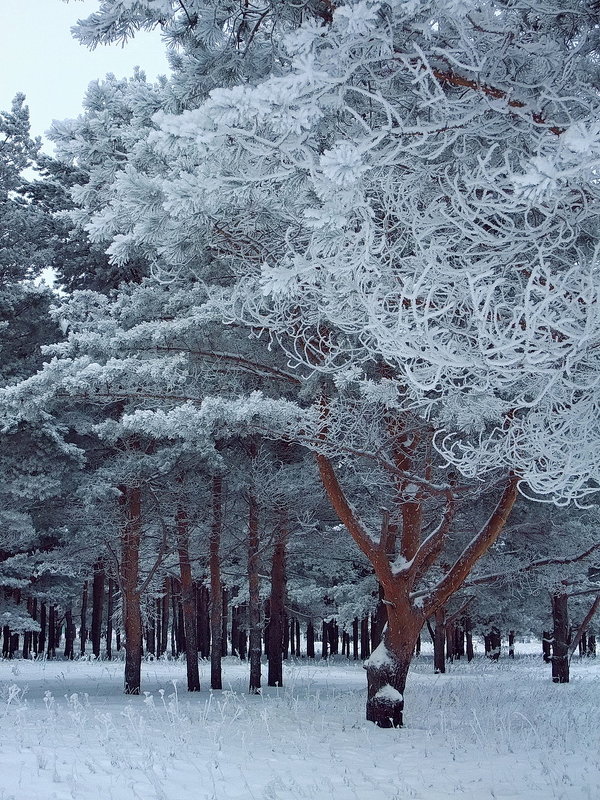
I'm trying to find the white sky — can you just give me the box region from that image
[0,0,170,153]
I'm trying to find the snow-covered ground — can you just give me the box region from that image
[0,651,598,800]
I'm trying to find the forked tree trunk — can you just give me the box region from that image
[176,505,200,692]
[551,593,569,683]
[247,473,262,694]
[121,485,143,695]
[209,475,223,690]
[267,514,287,687]
[91,560,105,659]
[365,603,422,728]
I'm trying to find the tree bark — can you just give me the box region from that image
[267,513,287,687]
[121,485,143,695]
[106,578,115,660]
[64,606,75,659]
[91,560,105,659]
[80,581,88,656]
[551,593,569,683]
[434,608,446,674]
[177,505,200,692]
[306,619,315,659]
[247,462,262,694]
[209,475,223,690]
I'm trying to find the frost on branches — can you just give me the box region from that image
[140,0,600,504]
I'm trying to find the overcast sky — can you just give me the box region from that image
[1,0,169,153]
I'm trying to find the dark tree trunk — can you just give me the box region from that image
[352,618,359,660]
[197,585,210,658]
[46,605,56,658]
[551,593,569,683]
[160,578,170,657]
[306,620,315,659]
[295,618,301,656]
[177,505,200,692]
[415,633,421,656]
[455,624,464,659]
[10,633,19,658]
[247,463,262,694]
[64,606,76,659]
[542,630,552,663]
[360,616,371,659]
[508,630,515,658]
[433,608,446,674]
[121,485,143,695]
[31,599,38,655]
[2,626,9,658]
[267,514,287,687]
[231,603,240,657]
[170,578,179,657]
[282,611,289,659]
[106,578,115,660]
[321,620,329,659]
[465,616,474,662]
[445,620,455,663]
[80,582,88,656]
[91,560,105,659]
[371,585,387,650]
[209,475,223,690]
[588,634,596,656]
[488,627,501,660]
[221,588,228,657]
[146,608,156,657]
[39,602,47,656]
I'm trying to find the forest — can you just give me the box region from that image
[2,4,600,777]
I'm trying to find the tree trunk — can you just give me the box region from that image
[465,617,474,662]
[177,505,200,692]
[39,602,47,656]
[267,513,287,687]
[197,584,210,658]
[80,581,88,656]
[46,605,56,658]
[434,608,446,674]
[247,467,262,694]
[551,593,569,683]
[508,630,515,658]
[91,560,105,659]
[542,630,552,662]
[365,603,422,728]
[106,578,115,660]
[64,605,75,659]
[121,485,143,695]
[306,620,315,659]
[488,627,501,660]
[360,616,371,659]
[209,475,223,690]
[159,577,169,657]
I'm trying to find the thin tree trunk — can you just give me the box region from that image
[91,560,105,659]
[268,513,287,687]
[160,578,170,657]
[64,606,75,659]
[465,617,474,662]
[551,593,569,683]
[247,456,262,694]
[210,475,223,690]
[39,602,47,656]
[434,608,446,674]
[46,605,56,658]
[177,504,200,692]
[508,630,515,658]
[80,582,88,656]
[106,578,115,660]
[121,485,143,695]
[306,620,315,659]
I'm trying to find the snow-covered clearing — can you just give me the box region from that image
[0,653,598,800]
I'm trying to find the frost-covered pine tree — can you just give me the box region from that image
[50,0,600,726]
